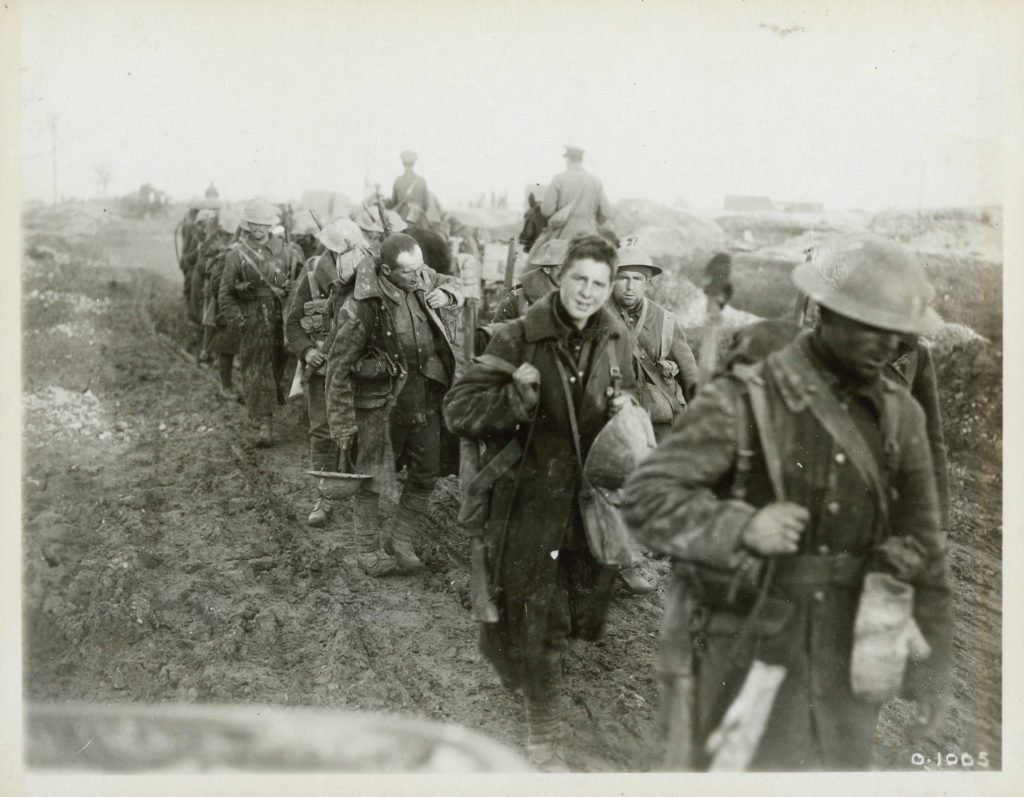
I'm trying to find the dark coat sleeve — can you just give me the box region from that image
[217,253,244,326]
[284,265,316,359]
[621,377,756,570]
[324,298,376,441]
[443,322,537,439]
[910,343,950,530]
[890,391,952,701]
[668,319,699,402]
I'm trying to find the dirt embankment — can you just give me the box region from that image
[22,207,1002,771]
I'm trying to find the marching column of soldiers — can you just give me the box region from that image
[175,144,951,773]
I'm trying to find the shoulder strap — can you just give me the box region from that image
[660,309,675,361]
[553,355,588,478]
[306,267,318,297]
[730,365,786,501]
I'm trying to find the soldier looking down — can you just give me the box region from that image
[326,233,462,576]
[623,234,951,771]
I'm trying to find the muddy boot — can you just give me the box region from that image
[385,489,429,573]
[526,697,569,772]
[307,497,332,528]
[218,355,239,401]
[353,494,398,577]
[619,564,655,595]
[255,417,273,448]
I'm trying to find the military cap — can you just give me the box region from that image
[528,238,570,268]
[563,144,585,158]
[195,208,217,223]
[400,150,417,165]
[241,197,280,226]
[317,219,366,254]
[792,234,942,335]
[615,246,662,278]
[350,205,408,234]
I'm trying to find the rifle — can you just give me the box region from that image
[309,209,323,232]
[375,195,393,237]
[697,253,734,385]
[502,238,517,304]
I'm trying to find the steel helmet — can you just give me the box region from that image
[317,219,366,254]
[615,245,663,277]
[195,208,217,223]
[527,238,569,268]
[791,234,942,335]
[241,197,280,226]
[351,206,407,234]
[584,403,657,490]
[218,208,242,234]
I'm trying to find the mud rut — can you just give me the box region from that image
[22,219,1001,772]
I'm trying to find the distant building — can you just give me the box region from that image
[779,200,824,213]
[724,195,775,212]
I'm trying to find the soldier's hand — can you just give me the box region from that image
[908,692,949,740]
[608,394,633,415]
[424,287,450,309]
[512,363,541,405]
[335,434,353,453]
[304,348,327,369]
[741,501,810,555]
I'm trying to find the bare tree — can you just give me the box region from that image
[95,162,112,196]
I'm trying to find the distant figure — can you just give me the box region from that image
[206,182,219,199]
[388,150,429,223]
[530,144,612,255]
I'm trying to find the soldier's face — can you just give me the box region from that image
[819,313,901,381]
[246,223,270,243]
[559,258,613,327]
[612,270,648,308]
[383,245,424,292]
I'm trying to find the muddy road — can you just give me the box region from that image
[22,209,1002,771]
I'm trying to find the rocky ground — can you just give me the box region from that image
[21,203,1003,772]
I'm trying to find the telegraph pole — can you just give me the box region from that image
[50,113,57,204]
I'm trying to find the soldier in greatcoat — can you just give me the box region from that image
[622,234,952,770]
[443,235,637,771]
[326,233,462,576]
[286,219,374,526]
[218,198,295,447]
[529,145,612,256]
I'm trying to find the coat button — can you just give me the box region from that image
[813,590,825,603]
[826,501,840,515]
[569,376,576,384]
[835,452,846,465]
[818,544,830,555]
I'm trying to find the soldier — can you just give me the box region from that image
[530,145,612,256]
[219,198,293,447]
[443,235,637,771]
[286,219,374,527]
[623,234,951,771]
[326,233,462,576]
[608,245,699,440]
[351,205,408,257]
[388,150,430,223]
[205,209,243,400]
[205,181,219,199]
[491,239,567,323]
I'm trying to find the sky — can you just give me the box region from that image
[15,0,1017,211]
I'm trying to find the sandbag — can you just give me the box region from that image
[850,572,931,702]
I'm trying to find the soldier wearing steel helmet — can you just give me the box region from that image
[219,198,294,447]
[609,245,698,440]
[491,238,568,324]
[351,205,408,256]
[286,219,376,527]
[623,234,951,770]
